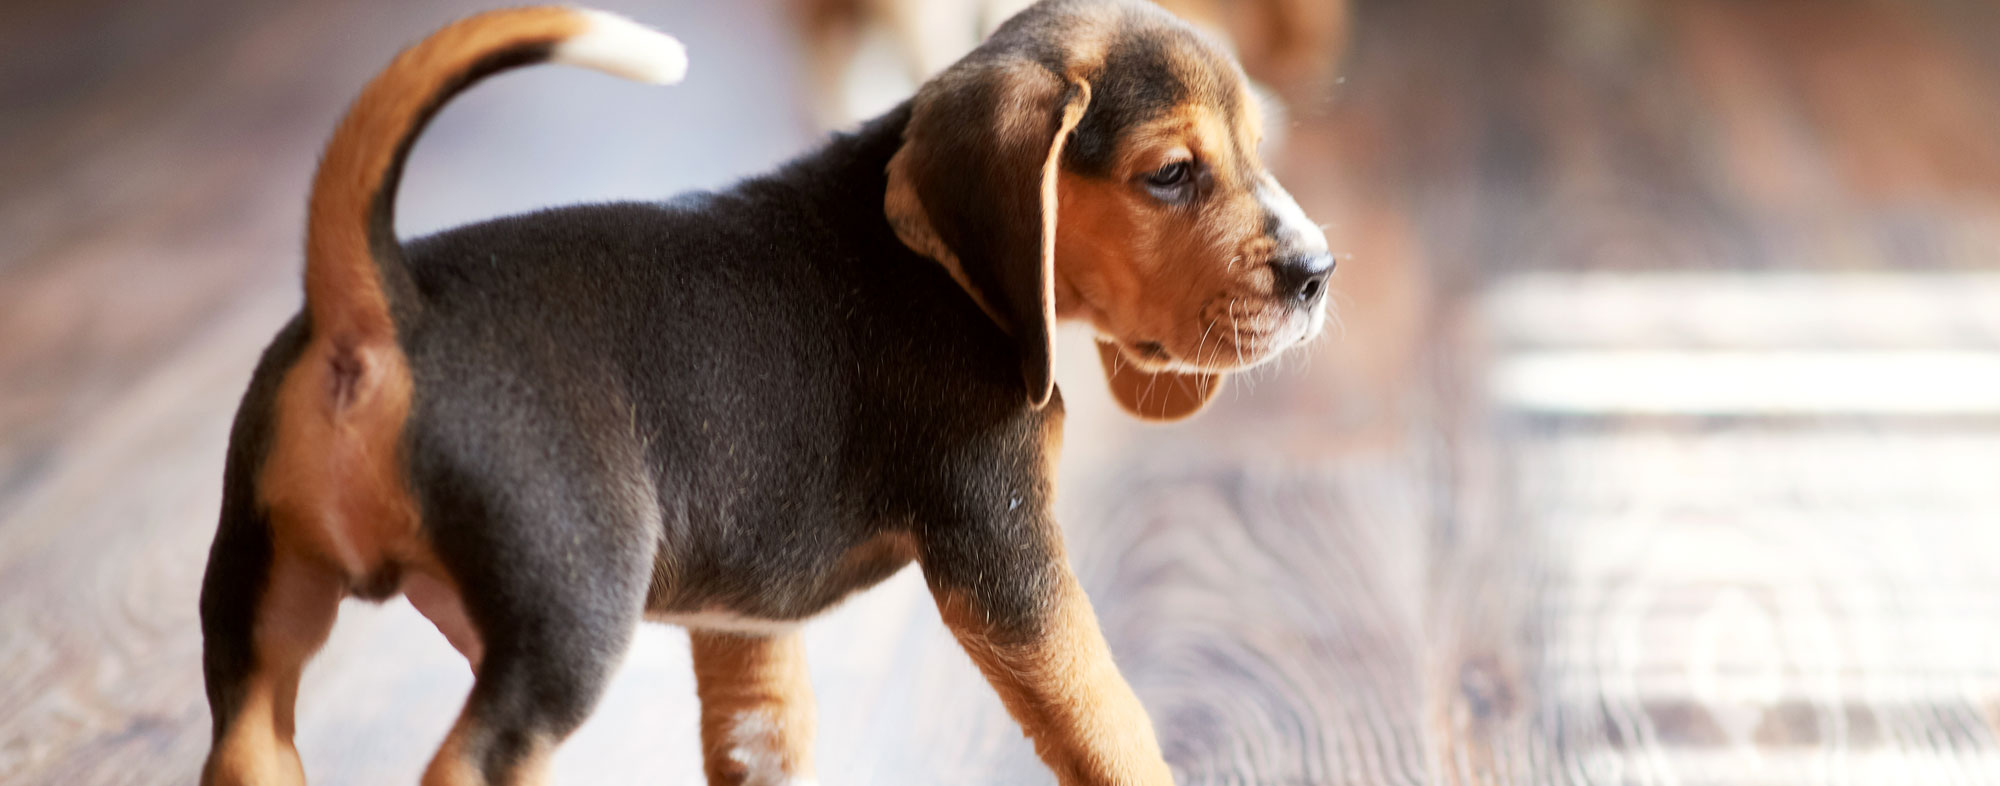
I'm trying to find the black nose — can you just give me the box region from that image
[1270,252,1334,306]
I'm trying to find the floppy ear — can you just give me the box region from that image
[1096,341,1226,421]
[887,60,1091,408]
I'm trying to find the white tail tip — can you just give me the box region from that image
[555,9,688,85]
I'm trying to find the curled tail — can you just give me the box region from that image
[305,6,686,356]
[247,7,683,597]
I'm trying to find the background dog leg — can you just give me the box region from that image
[933,566,1174,786]
[690,631,819,786]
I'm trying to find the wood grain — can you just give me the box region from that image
[5,0,2000,783]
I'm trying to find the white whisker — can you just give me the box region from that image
[1230,298,1245,368]
[1192,307,1221,373]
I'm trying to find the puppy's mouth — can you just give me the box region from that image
[1110,294,1326,375]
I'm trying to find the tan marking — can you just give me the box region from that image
[1041,393,1066,480]
[1095,339,1222,421]
[933,572,1172,785]
[1052,97,1291,417]
[257,340,420,582]
[202,552,343,786]
[404,565,483,668]
[691,632,818,786]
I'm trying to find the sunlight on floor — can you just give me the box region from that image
[1478,272,2000,784]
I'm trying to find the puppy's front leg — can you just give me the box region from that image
[927,553,1174,785]
[690,631,818,786]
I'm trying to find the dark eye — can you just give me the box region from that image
[1142,161,1197,203]
[1146,161,1191,188]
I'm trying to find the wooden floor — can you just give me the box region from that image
[5,0,2000,783]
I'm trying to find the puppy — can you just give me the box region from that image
[197,1,1333,784]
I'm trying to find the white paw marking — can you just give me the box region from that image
[725,709,814,786]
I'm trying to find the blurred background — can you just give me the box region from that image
[4,0,2000,783]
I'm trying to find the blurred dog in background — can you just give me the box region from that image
[795,0,1350,129]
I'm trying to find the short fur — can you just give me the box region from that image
[199,2,1331,784]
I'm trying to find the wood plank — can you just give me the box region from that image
[1436,273,2000,784]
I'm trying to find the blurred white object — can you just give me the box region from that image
[791,0,1349,129]
[1494,350,2000,415]
[1482,273,2000,415]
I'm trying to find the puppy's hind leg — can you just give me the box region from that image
[414,459,656,786]
[419,551,648,785]
[200,510,344,786]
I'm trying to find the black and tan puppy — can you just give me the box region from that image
[198,1,1333,784]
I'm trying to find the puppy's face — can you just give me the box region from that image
[887,0,1332,419]
[1055,31,1332,376]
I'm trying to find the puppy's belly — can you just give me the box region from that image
[647,530,918,632]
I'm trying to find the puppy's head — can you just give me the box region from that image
[887,0,1331,421]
